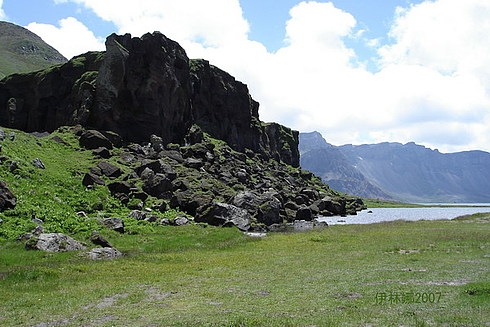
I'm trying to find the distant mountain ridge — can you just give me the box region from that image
[0,21,67,78]
[300,132,490,203]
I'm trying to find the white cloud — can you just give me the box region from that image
[0,0,6,20]
[26,17,105,59]
[371,0,490,152]
[42,0,490,152]
[379,0,490,77]
[62,0,249,47]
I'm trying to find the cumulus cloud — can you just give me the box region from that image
[59,0,250,47]
[42,0,490,152]
[372,0,490,151]
[0,0,6,20]
[26,17,105,59]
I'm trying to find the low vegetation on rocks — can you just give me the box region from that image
[0,125,364,245]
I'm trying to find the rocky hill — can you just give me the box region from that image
[0,32,298,167]
[0,21,67,79]
[0,31,364,240]
[300,131,490,203]
[300,132,393,200]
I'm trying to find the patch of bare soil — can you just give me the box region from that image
[83,293,129,310]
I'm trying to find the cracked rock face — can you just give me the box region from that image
[0,32,299,167]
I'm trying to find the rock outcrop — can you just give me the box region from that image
[25,233,86,252]
[0,180,16,211]
[0,31,365,231]
[78,126,365,231]
[0,32,298,166]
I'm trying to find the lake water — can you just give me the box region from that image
[317,205,490,225]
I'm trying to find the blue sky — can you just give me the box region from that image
[1,0,489,153]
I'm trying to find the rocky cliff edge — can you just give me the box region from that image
[0,32,364,231]
[0,32,298,167]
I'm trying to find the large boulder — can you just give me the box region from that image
[232,191,283,226]
[197,202,251,231]
[26,233,86,252]
[100,218,125,233]
[142,173,174,198]
[0,180,16,211]
[127,210,158,222]
[257,195,283,226]
[170,191,213,216]
[317,196,346,216]
[82,172,105,186]
[136,159,176,179]
[79,129,113,150]
[97,161,122,178]
[232,191,261,214]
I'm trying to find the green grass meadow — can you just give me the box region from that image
[1,214,489,326]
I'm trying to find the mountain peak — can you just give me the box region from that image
[300,132,490,203]
[299,131,333,154]
[0,21,67,79]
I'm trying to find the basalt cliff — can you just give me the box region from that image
[0,32,297,166]
[0,32,364,234]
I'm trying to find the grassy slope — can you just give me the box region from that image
[0,128,488,326]
[0,215,488,326]
[0,127,143,241]
[0,21,67,79]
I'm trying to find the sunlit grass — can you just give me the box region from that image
[1,215,488,326]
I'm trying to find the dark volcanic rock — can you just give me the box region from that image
[190,60,299,167]
[142,173,173,198]
[0,180,16,211]
[0,51,103,132]
[128,210,158,222]
[136,159,176,178]
[0,31,365,233]
[93,147,111,158]
[296,205,313,221]
[171,191,213,217]
[257,195,282,226]
[80,130,113,150]
[90,231,112,248]
[92,33,193,144]
[0,32,299,166]
[98,161,122,178]
[82,172,105,186]
[100,218,125,233]
[107,181,131,195]
[197,202,251,231]
[232,191,260,214]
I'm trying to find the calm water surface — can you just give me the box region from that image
[318,205,490,225]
